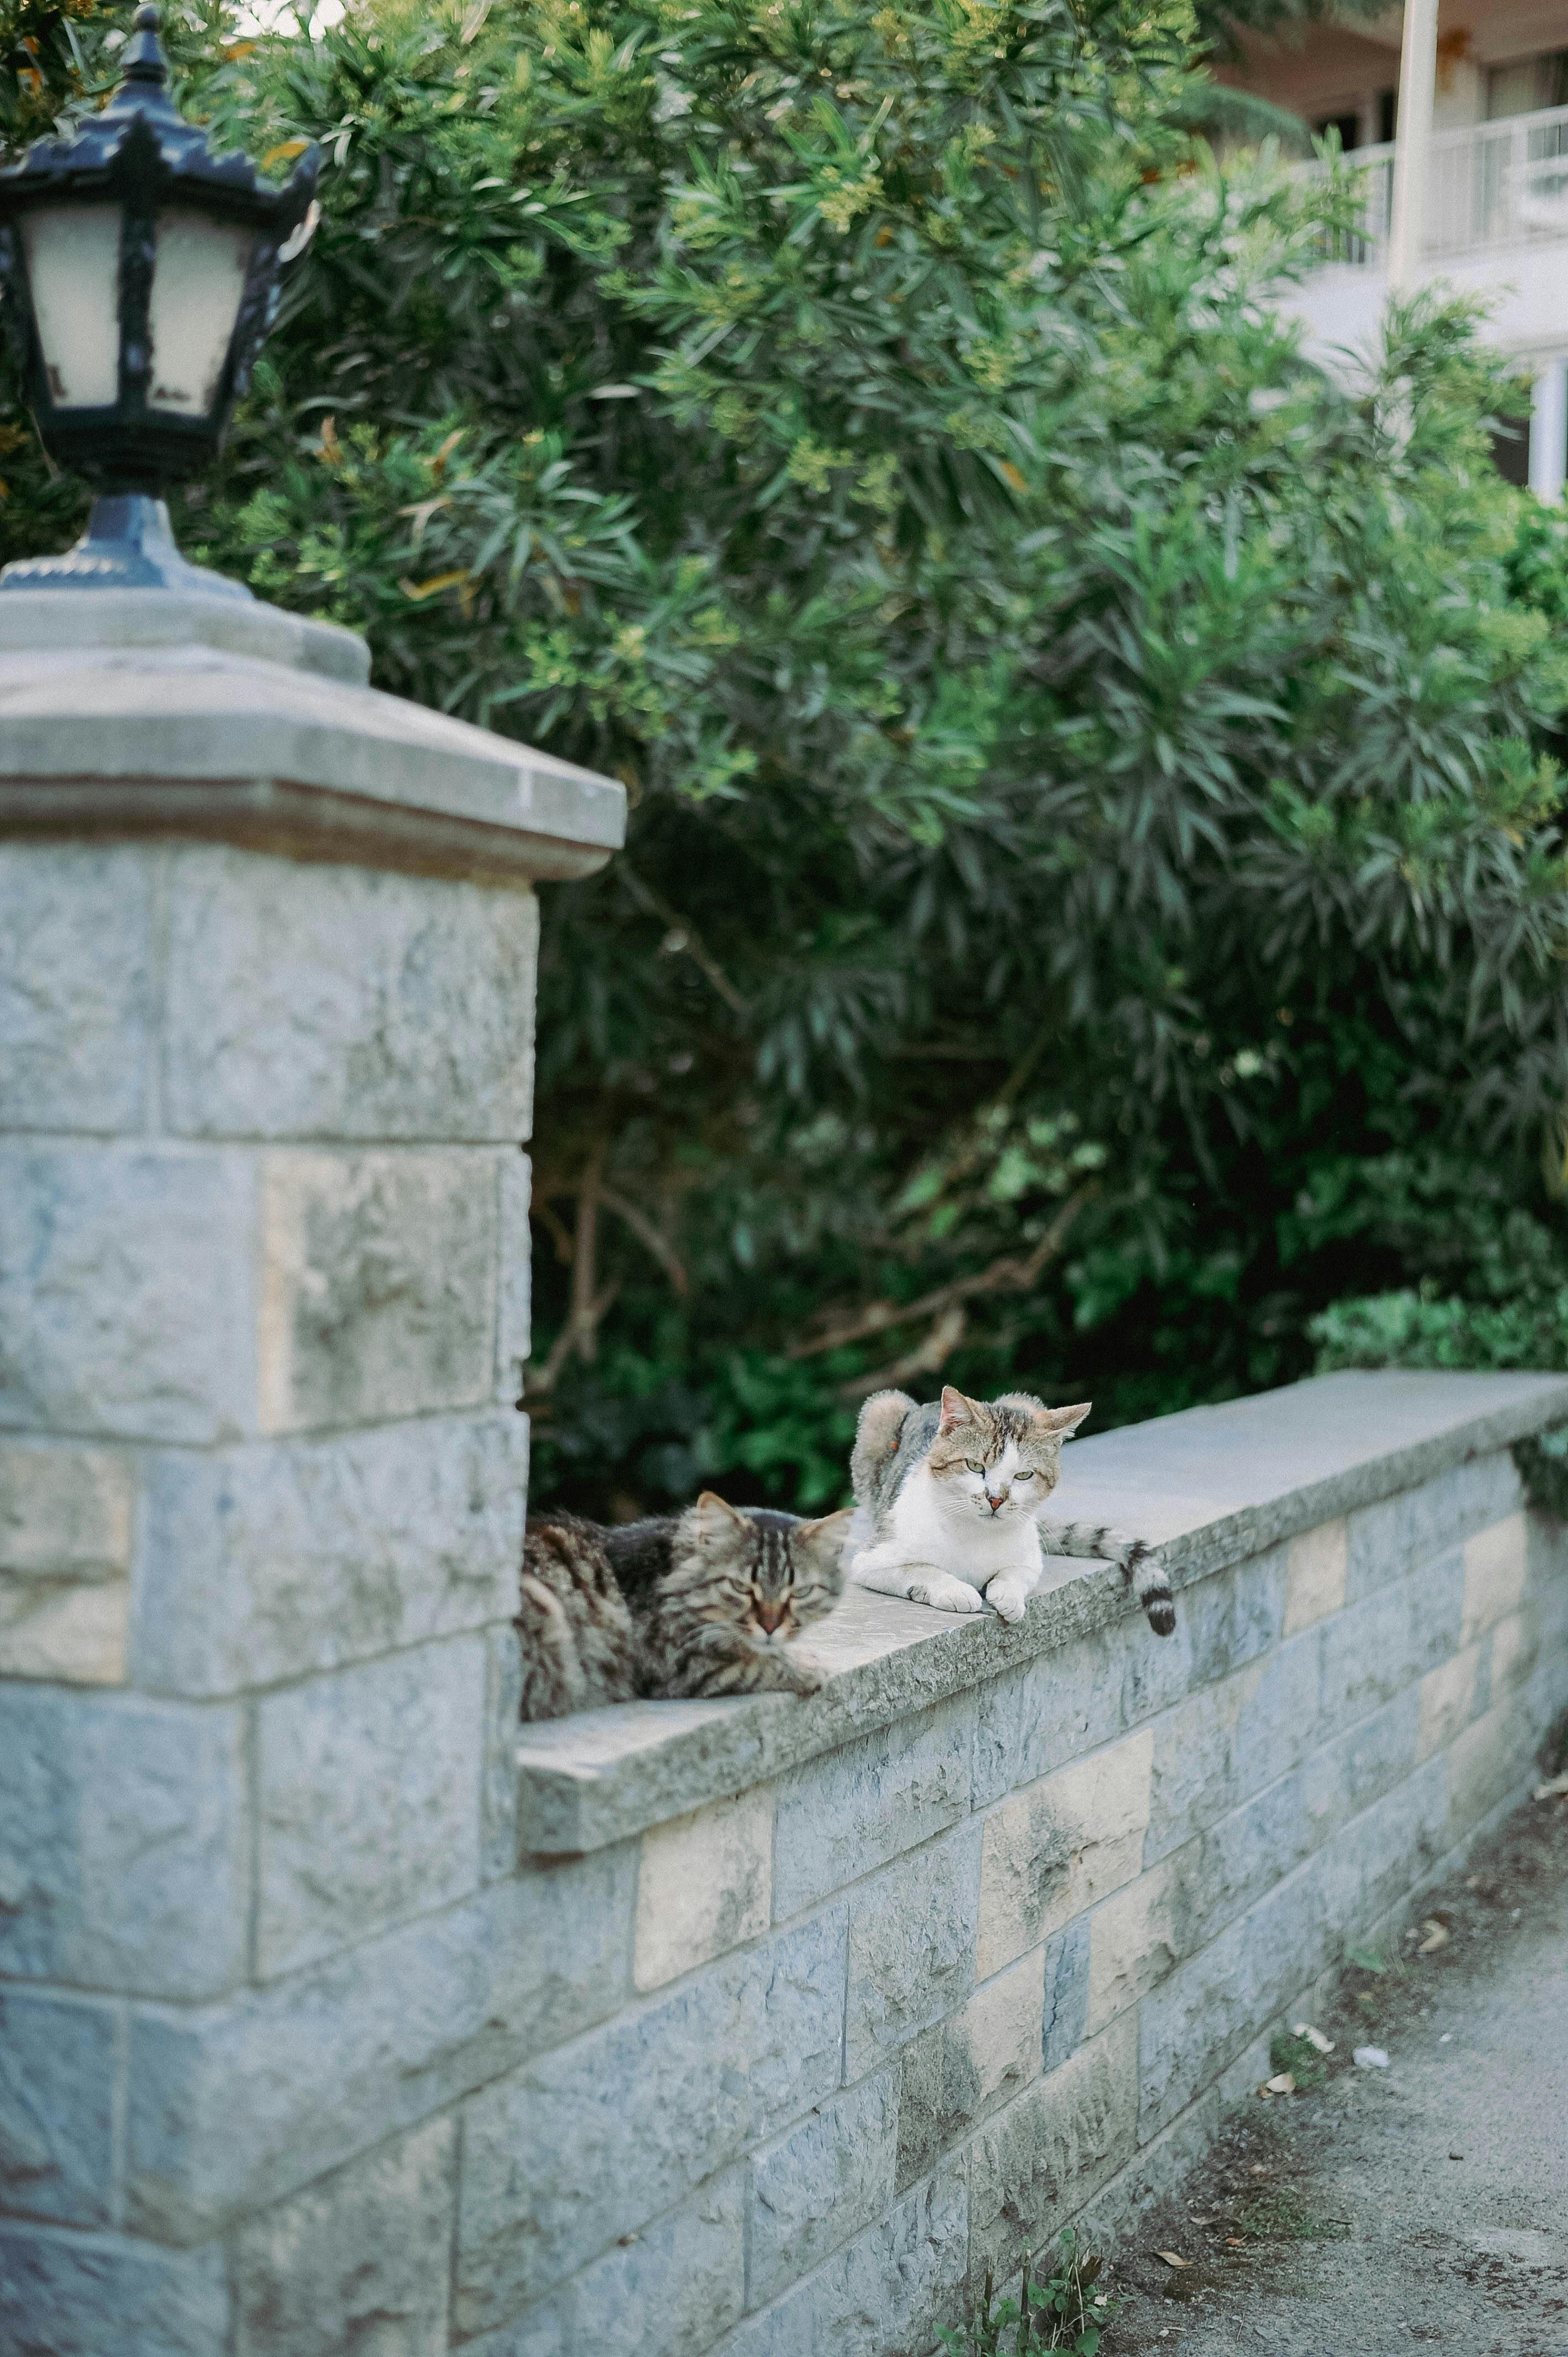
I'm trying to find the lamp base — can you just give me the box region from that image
[0,495,252,599]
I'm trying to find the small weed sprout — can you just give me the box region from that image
[939,2231,1116,2356]
[1268,2029,1329,2091]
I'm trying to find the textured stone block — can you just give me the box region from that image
[636,1786,773,1991]
[1447,1701,1530,1835]
[232,2114,456,2357]
[132,1412,527,1697]
[0,1685,246,1998]
[0,1442,133,1584]
[1302,1688,1420,1841]
[0,1990,115,2227]
[1318,1756,1448,1936]
[968,2015,1138,2279]
[0,1145,257,1444]
[1144,1633,1318,1865]
[127,1846,636,2238]
[498,1152,533,1400]
[1072,2083,1222,2257]
[0,1578,130,1688]
[458,2290,574,2357]
[482,1622,524,1882]
[0,841,152,1132]
[1086,1849,1196,2035]
[0,2223,230,2357]
[1137,1854,1330,2137]
[772,1698,971,1921]
[162,846,539,1143]
[569,2170,745,2357]
[1345,1452,1523,1604]
[846,1828,981,2078]
[970,1629,1125,1812]
[257,1148,498,1433]
[720,2164,968,2357]
[454,1907,844,2332]
[1488,1609,1540,1700]
[1196,1768,1322,1953]
[752,2072,898,2305]
[1120,1547,1287,1734]
[1318,1554,1464,1740]
[895,1953,1041,2195]
[1416,1644,1483,1763]
[1282,1518,1347,1635]
[256,1636,487,1978]
[1040,1915,1090,2076]
[1462,1515,1530,1643]
[977,1729,1152,1979]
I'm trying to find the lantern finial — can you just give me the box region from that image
[118,6,176,101]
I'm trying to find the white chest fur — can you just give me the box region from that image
[887,1464,1043,1588]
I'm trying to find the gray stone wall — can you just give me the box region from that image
[8,1354,1564,2352]
[471,1442,1567,2357]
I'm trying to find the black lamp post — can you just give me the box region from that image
[0,4,317,596]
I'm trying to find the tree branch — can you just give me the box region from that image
[599,1183,690,1296]
[787,1180,1099,1362]
[620,865,750,1016]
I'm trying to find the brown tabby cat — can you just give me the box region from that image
[517,1492,852,1721]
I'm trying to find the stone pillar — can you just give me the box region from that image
[0,588,622,2352]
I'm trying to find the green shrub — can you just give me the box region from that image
[7,2,1568,1509]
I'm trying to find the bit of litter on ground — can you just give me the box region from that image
[1353,2045,1390,2068]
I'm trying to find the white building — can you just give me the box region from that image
[1218,2,1568,496]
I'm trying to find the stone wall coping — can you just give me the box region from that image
[0,586,371,684]
[0,591,625,883]
[515,1367,1568,1855]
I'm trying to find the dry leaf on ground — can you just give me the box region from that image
[1156,2251,1193,2268]
[1535,1772,1568,1802]
[1292,2021,1335,2052]
[1258,2071,1296,2096]
[1417,1919,1451,1954]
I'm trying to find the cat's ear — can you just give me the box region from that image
[937,1385,976,1434]
[692,1490,745,1533]
[1033,1401,1092,1438]
[797,1507,853,1562]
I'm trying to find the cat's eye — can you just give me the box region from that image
[966,1459,984,1474]
[1015,1469,1035,1480]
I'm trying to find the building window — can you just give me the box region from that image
[1491,419,1531,488]
[1487,51,1568,121]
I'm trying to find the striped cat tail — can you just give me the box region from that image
[1040,1519,1177,1638]
[1120,1536,1176,1638]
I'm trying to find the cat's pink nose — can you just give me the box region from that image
[754,1600,787,1633]
[985,1491,1005,1513]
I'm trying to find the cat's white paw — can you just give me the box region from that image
[909,1573,986,1614]
[983,1576,1033,1625]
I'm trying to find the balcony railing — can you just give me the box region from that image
[1304,100,1568,270]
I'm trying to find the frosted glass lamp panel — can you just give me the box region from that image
[22,206,121,408]
[147,212,252,415]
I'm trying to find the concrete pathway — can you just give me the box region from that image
[1111,1783,1568,2357]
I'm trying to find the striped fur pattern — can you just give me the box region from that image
[848,1384,1175,1636]
[517,1493,851,1721]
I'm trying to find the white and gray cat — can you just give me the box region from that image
[847,1383,1175,1634]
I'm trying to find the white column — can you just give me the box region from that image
[1386,0,1439,291]
[1530,357,1568,501]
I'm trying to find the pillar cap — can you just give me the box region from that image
[0,588,625,882]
